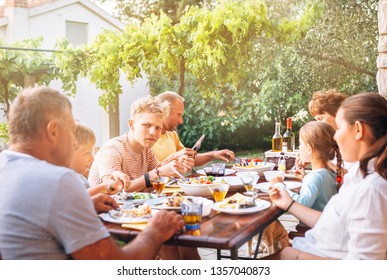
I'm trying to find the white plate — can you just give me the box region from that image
[212,199,271,215]
[152,205,181,211]
[197,168,236,176]
[99,210,154,224]
[255,181,302,193]
[285,171,297,179]
[113,192,157,204]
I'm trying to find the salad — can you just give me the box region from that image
[186,176,226,185]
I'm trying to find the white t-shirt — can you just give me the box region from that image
[292,160,387,259]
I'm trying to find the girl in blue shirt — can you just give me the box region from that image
[271,121,340,211]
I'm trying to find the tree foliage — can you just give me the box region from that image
[96,0,212,24]
[70,0,321,112]
[0,37,55,117]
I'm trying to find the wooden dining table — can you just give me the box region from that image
[103,173,287,260]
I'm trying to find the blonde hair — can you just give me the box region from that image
[8,86,72,144]
[130,95,170,120]
[300,121,338,162]
[74,121,96,150]
[308,89,347,117]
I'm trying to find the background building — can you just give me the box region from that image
[0,0,149,146]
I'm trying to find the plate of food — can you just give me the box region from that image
[233,162,275,175]
[152,192,185,211]
[99,204,153,224]
[178,176,226,197]
[212,196,271,215]
[196,168,236,176]
[255,181,302,193]
[112,192,157,204]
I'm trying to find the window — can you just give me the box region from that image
[65,21,88,46]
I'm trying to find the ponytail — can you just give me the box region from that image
[334,143,343,190]
[359,134,387,180]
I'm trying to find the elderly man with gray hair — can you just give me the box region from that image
[153,91,235,166]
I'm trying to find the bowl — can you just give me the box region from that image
[178,178,223,197]
[263,170,285,182]
[233,162,275,176]
[197,197,214,216]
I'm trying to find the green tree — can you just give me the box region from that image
[96,0,212,24]
[53,0,378,152]
[0,37,55,117]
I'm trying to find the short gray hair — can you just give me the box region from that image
[156,91,185,103]
[8,86,72,144]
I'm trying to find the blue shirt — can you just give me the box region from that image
[288,168,337,211]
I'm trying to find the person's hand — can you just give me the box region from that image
[178,155,195,173]
[212,149,235,163]
[145,210,185,243]
[109,170,131,192]
[269,176,284,185]
[161,149,197,166]
[159,160,186,177]
[294,168,306,181]
[175,148,197,159]
[295,153,308,169]
[91,193,119,214]
[268,185,293,211]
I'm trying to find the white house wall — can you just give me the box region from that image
[0,1,149,146]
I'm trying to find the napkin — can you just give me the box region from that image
[122,223,148,231]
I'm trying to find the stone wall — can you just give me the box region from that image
[377,0,387,97]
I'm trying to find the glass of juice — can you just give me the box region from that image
[150,176,169,196]
[180,197,203,231]
[208,184,229,202]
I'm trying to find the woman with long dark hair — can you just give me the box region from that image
[268,92,387,259]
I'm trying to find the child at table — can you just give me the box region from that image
[256,122,340,257]
[70,121,128,196]
[270,121,339,211]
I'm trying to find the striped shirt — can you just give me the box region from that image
[88,133,159,186]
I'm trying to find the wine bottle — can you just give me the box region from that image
[283,117,295,152]
[272,121,283,152]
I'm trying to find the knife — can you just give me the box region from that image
[192,134,205,151]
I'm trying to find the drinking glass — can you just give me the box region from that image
[236,172,259,196]
[181,197,203,231]
[278,158,286,172]
[211,163,226,176]
[208,184,229,202]
[150,176,169,197]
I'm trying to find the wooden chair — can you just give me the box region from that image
[288,223,310,239]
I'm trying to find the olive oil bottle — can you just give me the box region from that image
[272,121,283,152]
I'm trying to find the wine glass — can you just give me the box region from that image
[236,172,259,196]
[150,176,169,197]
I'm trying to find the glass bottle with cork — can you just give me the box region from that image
[283,117,295,152]
[272,121,283,152]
